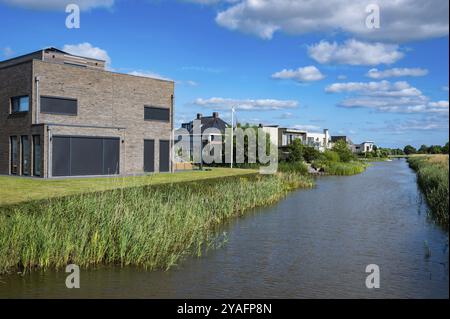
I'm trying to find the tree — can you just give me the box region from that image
[418,144,429,154]
[332,140,354,162]
[403,145,417,155]
[428,145,443,154]
[442,142,449,154]
[303,145,321,162]
[287,139,304,162]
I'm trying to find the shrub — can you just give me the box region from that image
[278,161,308,175]
[332,140,354,162]
[323,150,340,162]
[303,146,321,163]
[286,139,304,162]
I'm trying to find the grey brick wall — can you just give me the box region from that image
[0,58,174,177]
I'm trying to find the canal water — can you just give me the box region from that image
[0,159,448,298]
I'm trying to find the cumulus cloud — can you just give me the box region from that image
[213,0,449,42]
[308,39,404,66]
[366,68,428,79]
[0,0,114,10]
[193,97,299,111]
[325,80,423,97]
[63,43,111,68]
[326,80,448,114]
[272,66,325,82]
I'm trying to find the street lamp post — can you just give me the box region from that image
[231,107,235,169]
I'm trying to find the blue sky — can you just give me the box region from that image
[0,0,448,148]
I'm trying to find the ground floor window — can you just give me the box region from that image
[10,136,18,174]
[33,135,41,176]
[21,136,30,176]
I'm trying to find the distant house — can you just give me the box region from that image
[260,125,331,152]
[351,141,375,154]
[181,112,229,136]
[177,112,230,160]
[331,135,353,144]
[331,136,374,154]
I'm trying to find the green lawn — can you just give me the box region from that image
[0,168,258,206]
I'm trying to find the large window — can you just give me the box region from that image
[21,136,30,176]
[41,96,78,115]
[144,106,170,122]
[33,135,41,177]
[11,96,29,113]
[10,136,18,175]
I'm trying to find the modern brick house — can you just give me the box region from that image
[0,48,174,178]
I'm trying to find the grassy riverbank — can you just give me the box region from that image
[0,168,257,207]
[408,155,449,227]
[0,173,313,275]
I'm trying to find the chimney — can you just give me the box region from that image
[196,113,202,120]
[212,112,219,119]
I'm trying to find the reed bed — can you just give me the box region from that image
[0,173,313,274]
[313,161,367,176]
[408,155,449,227]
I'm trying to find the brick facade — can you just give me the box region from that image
[0,49,174,178]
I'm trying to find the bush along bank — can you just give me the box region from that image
[408,156,449,228]
[279,139,368,176]
[0,173,313,275]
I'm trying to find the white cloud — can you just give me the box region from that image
[308,39,404,66]
[325,80,421,96]
[213,0,449,42]
[379,117,449,133]
[0,0,114,10]
[337,75,347,80]
[428,100,449,109]
[63,43,111,68]
[366,68,428,79]
[1,46,14,58]
[326,80,448,114]
[443,86,449,92]
[272,66,325,82]
[194,97,299,111]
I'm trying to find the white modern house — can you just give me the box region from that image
[260,125,331,152]
[351,141,375,154]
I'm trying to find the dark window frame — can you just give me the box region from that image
[144,106,170,122]
[10,95,30,114]
[33,135,42,177]
[21,135,30,176]
[10,136,18,175]
[40,96,78,116]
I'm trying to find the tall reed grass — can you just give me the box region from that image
[0,173,313,274]
[408,155,449,227]
[312,161,367,176]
